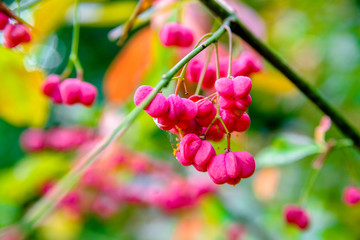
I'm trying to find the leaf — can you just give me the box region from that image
[256,133,323,167]
[0,152,68,204]
[251,70,295,94]
[0,47,49,127]
[104,27,153,104]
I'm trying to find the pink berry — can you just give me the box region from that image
[134,85,169,118]
[215,77,234,98]
[20,128,46,152]
[232,52,262,77]
[186,60,203,83]
[207,151,255,185]
[189,95,217,126]
[202,124,224,142]
[167,94,198,121]
[232,76,252,98]
[284,205,310,230]
[41,74,63,104]
[215,76,252,99]
[176,133,215,172]
[59,78,82,105]
[159,22,194,48]
[343,186,360,206]
[0,12,9,30]
[80,82,97,106]
[234,112,251,132]
[3,23,31,48]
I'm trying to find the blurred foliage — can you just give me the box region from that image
[0,0,359,240]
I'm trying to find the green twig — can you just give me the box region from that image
[199,0,360,150]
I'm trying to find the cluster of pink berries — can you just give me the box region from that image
[41,74,97,106]
[159,22,194,48]
[134,74,255,185]
[284,205,310,230]
[0,12,31,48]
[20,127,94,152]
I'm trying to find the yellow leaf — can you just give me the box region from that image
[31,0,75,44]
[251,71,295,94]
[0,47,48,127]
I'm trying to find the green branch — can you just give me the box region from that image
[199,0,360,149]
[16,18,230,235]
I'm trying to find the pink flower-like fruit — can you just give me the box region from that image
[3,23,31,48]
[207,151,255,185]
[176,133,215,172]
[159,22,194,48]
[284,205,310,230]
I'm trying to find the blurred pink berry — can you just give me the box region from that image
[176,133,215,172]
[232,52,262,77]
[134,85,169,117]
[3,23,31,48]
[80,81,97,106]
[207,151,255,185]
[20,128,46,152]
[343,186,360,206]
[159,22,194,47]
[41,74,63,104]
[0,12,9,30]
[284,205,310,230]
[59,78,82,105]
[92,196,118,218]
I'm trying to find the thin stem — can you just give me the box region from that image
[224,25,232,78]
[214,41,220,79]
[200,0,360,150]
[195,46,213,95]
[18,18,230,234]
[61,0,83,80]
[299,141,335,205]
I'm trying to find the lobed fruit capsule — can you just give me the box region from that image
[159,22,194,48]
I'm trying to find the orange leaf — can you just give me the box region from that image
[104,27,153,104]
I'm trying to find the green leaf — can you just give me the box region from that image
[256,133,323,167]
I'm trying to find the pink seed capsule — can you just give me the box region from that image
[41,74,63,104]
[232,76,252,98]
[176,133,215,172]
[234,112,251,132]
[159,22,194,48]
[283,205,310,230]
[59,78,82,105]
[189,95,216,127]
[134,85,169,118]
[186,60,203,83]
[202,125,224,142]
[3,23,31,48]
[215,77,234,98]
[0,12,9,30]
[207,151,255,185]
[80,82,97,106]
[343,186,360,206]
[20,128,46,152]
[232,51,262,77]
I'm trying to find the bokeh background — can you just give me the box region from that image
[0,0,360,239]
